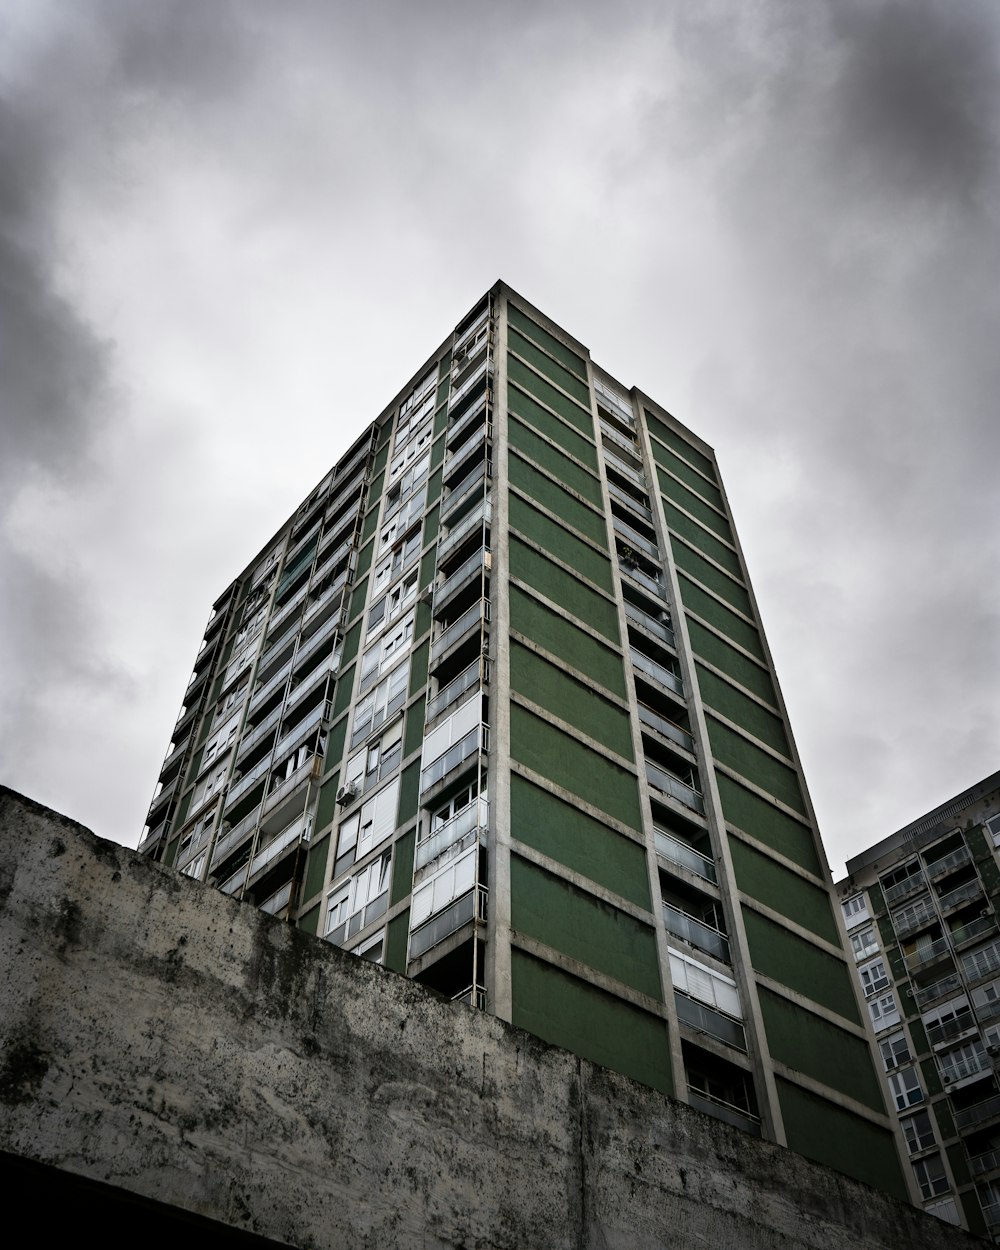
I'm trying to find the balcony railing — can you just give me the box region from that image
[631,648,683,695]
[438,497,492,564]
[913,972,964,1010]
[599,419,639,458]
[249,822,307,881]
[225,756,271,808]
[271,700,330,770]
[926,845,973,880]
[210,805,261,869]
[414,801,488,875]
[607,479,652,524]
[261,754,320,818]
[446,394,488,449]
[426,660,484,725]
[613,517,659,560]
[258,880,294,917]
[646,762,705,815]
[441,457,489,523]
[664,903,729,962]
[674,991,746,1051]
[294,613,341,673]
[448,357,490,411]
[235,704,283,766]
[420,724,489,794]
[654,828,716,883]
[620,562,662,599]
[905,938,952,973]
[951,915,999,949]
[624,601,675,648]
[248,656,294,716]
[604,448,646,489]
[969,1150,1000,1177]
[926,1014,977,1048]
[893,897,938,940]
[451,984,488,1010]
[638,703,693,754]
[938,878,985,912]
[981,1200,1000,1231]
[408,885,488,961]
[686,1088,761,1136]
[434,548,488,612]
[940,1049,991,1084]
[429,599,488,665]
[954,1094,1000,1130]
[882,872,927,905]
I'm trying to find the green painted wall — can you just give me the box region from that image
[672,541,754,617]
[509,544,621,649]
[776,1078,908,1200]
[391,830,415,906]
[507,382,598,470]
[508,327,591,408]
[332,665,356,718]
[652,443,725,512]
[657,472,732,542]
[409,639,429,696]
[510,855,661,999]
[397,760,420,826]
[404,696,426,758]
[511,704,642,830]
[644,410,717,481]
[315,774,341,836]
[729,838,838,943]
[686,619,777,705]
[509,452,607,548]
[707,715,804,814]
[696,665,789,756]
[507,304,588,379]
[510,774,651,909]
[680,581,763,665]
[508,416,602,507]
[744,910,860,1022]
[349,575,370,625]
[511,949,672,1095]
[663,501,742,577]
[354,536,374,580]
[759,988,881,1108]
[385,910,409,973]
[302,831,331,904]
[508,356,594,437]
[509,495,613,593]
[298,903,320,937]
[342,619,363,667]
[509,641,632,759]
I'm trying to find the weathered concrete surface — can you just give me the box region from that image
[0,787,979,1249]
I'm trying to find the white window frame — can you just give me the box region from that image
[888,1066,924,1111]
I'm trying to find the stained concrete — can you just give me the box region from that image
[0,786,980,1248]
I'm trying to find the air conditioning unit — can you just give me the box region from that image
[942,1074,952,1083]
[987,1043,1000,1056]
[337,782,359,806]
[483,552,493,571]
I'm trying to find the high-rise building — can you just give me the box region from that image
[837,772,1000,1236]
[140,281,907,1199]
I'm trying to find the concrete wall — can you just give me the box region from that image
[0,787,978,1249]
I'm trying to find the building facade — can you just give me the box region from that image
[837,772,1000,1236]
[140,281,906,1198]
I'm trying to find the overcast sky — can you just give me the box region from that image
[2,0,998,879]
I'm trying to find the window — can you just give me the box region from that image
[389,420,433,482]
[366,570,418,639]
[669,949,742,1019]
[359,613,415,693]
[350,662,409,748]
[335,777,401,875]
[859,958,891,998]
[879,1031,911,1071]
[880,859,923,896]
[973,978,1000,1010]
[411,845,477,928]
[214,677,249,726]
[181,850,207,880]
[912,1153,949,1200]
[355,930,385,965]
[987,813,1000,848]
[841,894,869,928]
[192,762,228,810]
[850,925,879,961]
[203,714,240,767]
[963,939,1000,982]
[925,1198,959,1226]
[325,850,392,946]
[900,1110,935,1155]
[888,1067,924,1111]
[869,992,901,1031]
[372,526,422,591]
[938,1038,987,1084]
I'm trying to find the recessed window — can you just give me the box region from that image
[878,1030,911,1071]
[888,1066,924,1111]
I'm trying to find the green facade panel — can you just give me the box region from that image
[391,830,415,906]
[651,442,726,512]
[315,775,341,836]
[509,545,621,649]
[744,910,860,1023]
[508,327,591,408]
[679,576,764,660]
[672,541,754,618]
[385,910,409,973]
[397,760,420,826]
[657,471,732,542]
[509,495,613,593]
[776,1078,908,1200]
[510,704,642,831]
[759,988,881,1108]
[404,696,426,758]
[644,410,717,481]
[729,838,839,943]
[508,356,594,437]
[508,416,602,507]
[686,619,777,705]
[663,501,742,577]
[507,304,588,379]
[507,382,598,470]
[510,774,652,910]
[298,903,320,937]
[511,949,672,1095]
[510,855,661,1000]
[302,832,331,904]
[707,715,804,815]
[696,665,790,757]
[507,582,625,695]
[509,452,607,548]
[721,775,822,875]
[510,641,633,760]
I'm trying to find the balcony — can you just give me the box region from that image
[438,497,492,565]
[210,805,260,870]
[938,878,985,913]
[926,844,973,881]
[604,448,647,490]
[620,563,662,599]
[265,584,307,637]
[675,991,746,1051]
[426,660,486,726]
[913,972,965,1010]
[599,419,639,459]
[969,1150,1000,1177]
[451,984,488,1010]
[433,548,489,617]
[893,897,938,941]
[294,613,341,674]
[647,761,704,815]
[446,394,489,450]
[638,703,694,754]
[882,872,927,906]
[926,1013,978,1049]
[285,655,337,716]
[414,801,488,877]
[624,601,675,648]
[258,879,295,917]
[607,479,652,524]
[272,700,330,766]
[261,753,321,822]
[448,357,491,414]
[409,885,488,961]
[941,1049,992,1086]
[441,459,490,525]
[664,903,729,963]
[905,937,953,975]
[952,915,999,950]
[687,1088,761,1136]
[420,723,489,795]
[613,516,659,561]
[225,755,271,810]
[146,776,178,823]
[248,821,308,883]
[429,599,489,667]
[159,735,191,782]
[954,1094,1000,1131]
[654,827,716,884]
[248,656,294,718]
[235,703,283,768]
[631,648,683,696]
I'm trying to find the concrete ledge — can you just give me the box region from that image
[0,786,978,1249]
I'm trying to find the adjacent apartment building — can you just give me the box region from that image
[837,771,1000,1236]
[140,281,907,1200]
